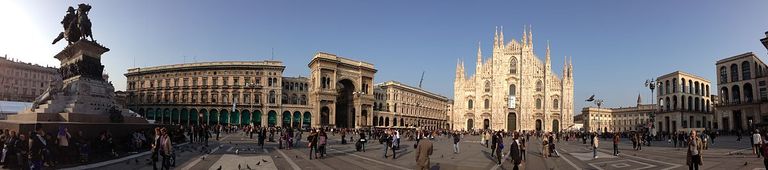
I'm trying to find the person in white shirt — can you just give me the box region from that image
[395,130,401,149]
[754,130,762,158]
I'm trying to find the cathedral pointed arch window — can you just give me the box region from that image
[536,98,542,109]
[468,99,474,109]
[509,84,516,96]
[510,57,517,74]
[536,81,543,92]
[553,99,559,109]
[484,81,491,92]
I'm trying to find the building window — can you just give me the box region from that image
[672,78,677,93]
[720,66,727,83]
[269,90,276,104]
[510,57,517,74]
[731,64,739,82]
[484,99,490,109]
[553,99,559,109]
[509,84,516,96]
[468,99,473,109]
[536,99,542,109]
[743,61,751,80]
[484,81,491,92]
[536,81,543,92]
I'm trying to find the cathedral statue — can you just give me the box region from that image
[52,3,94,45]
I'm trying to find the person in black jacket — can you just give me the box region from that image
[508,133,523,170]
[491,131,497,156]
[453,132,460,154]
[28,125,46,170]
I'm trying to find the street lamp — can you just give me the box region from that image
[645,79,661,139]
[594,99,604,134]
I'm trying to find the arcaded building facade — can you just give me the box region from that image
[371,81,451,130]
[453,27,575,132]
[655,71,713,134]
[715,52,768,132]
[0,55,60,102]
[124,61,314,128]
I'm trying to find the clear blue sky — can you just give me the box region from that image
[3,0,768,115]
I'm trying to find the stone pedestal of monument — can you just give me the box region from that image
[9,40,145,123]
[1,40,148,138]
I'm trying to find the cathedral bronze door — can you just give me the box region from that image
[483,119,490,130]
[535,119,542,131]
[552,120,559,132]
[507,113,516,131]
[467,119,474,130]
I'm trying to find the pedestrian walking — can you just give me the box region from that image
[318,130,327,158]
[308,130,318,160]
[495,133,504,164]
[482,132,487,148]
[28,125,46,170]
[520,135,527,161]
[686,131,703,170]
[383,131,393,158]
[258,128,266,149]
[390,131,397,159]
[636,133,642,150]
[755,130,763,158]
[491,131,497,156]
[151,127,161,170]
[592,133,599,159]
[613,132,620,156]
[508,133,523,170]
[415,133,433,170]
[542,137,549,158]
[761,135,768,169]
[453,132,460,154]
[159,128,172,170]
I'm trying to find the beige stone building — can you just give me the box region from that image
[371,81,451,130]
[715,52,768,132]
[125,52,451,129]
[655,71,713,133]
[580,95,656,133]
[453,27,575,132]
[0,55,60,102]
[124,60,315,127]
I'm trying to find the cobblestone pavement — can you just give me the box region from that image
[93,133,768,170]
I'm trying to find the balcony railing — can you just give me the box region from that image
[655,108,713,114]
[715,99,765,107]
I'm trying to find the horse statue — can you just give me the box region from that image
[52,4,94,45]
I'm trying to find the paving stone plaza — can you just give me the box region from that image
[87,132,766,170]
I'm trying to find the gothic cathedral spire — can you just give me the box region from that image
[476,41,482,74]
[545,40,551,70]
[499,26,504,48]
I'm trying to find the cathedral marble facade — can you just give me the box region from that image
[453,26,574,132]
